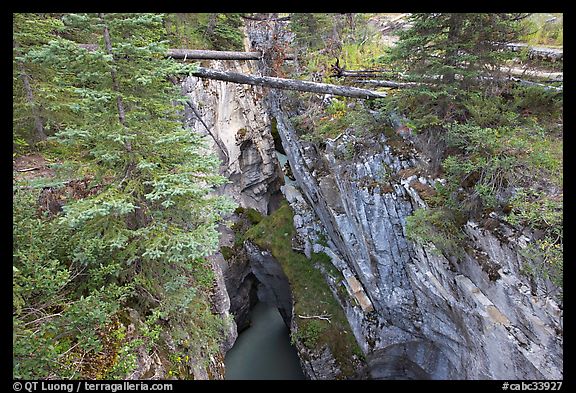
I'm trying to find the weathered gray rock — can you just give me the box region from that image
[181,60,283,215]
[270,89,563,380]
[243,240,294,325]
[294,343,342,380]
[209,255,238,353]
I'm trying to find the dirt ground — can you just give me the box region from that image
[13,153,55,181]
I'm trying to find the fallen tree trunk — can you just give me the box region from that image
[337,70,395,78]
[191,67,388,99]
[509,77,563,92]
[506,43,563,62]
[78,44,295,61]
[477,75,562,92]
[353,74,561,92]
[506,66,563,82]
[168,49,295,61]
[242,15,291,22]
[348,79,420,88]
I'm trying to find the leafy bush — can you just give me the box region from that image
[520,239,563,290]
[506,189,562,234]
[464,93,519,128]
[292,319,324,349]
[13,189,133,379]
[442,123,520,213]
[512,85,563,121]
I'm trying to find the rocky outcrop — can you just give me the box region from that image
[270,90,563,380]
[291,339,343,380]
[181,60,283,215]
[221,243,258,332]
[243,241,294,325]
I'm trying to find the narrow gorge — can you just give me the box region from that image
[172,18,563,380]
[12,12,563,382]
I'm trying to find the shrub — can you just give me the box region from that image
[506,189,562,235]
[463,93,519,128]
[406,207,466,258]
[512,85,563,121]
[519,239,563,290]
[292,319,324,349]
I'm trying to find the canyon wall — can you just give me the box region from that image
[269,90,563,379]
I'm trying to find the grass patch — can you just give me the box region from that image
[310,251,342,280]
[244,200,363,377]
[519,13,563,47]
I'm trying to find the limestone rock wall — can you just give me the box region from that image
[270,91,563,380]
[181,60,283,215]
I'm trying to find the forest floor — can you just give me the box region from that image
[13,153,55,181]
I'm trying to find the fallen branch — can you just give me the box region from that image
[191,67,387,99]
[15,167,42,172]
[78,44,295,61]
[297,314,332,323]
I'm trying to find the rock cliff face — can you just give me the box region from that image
[181,60,283,215]
[243,241,294,325]
[179,59,290,378]
[269,91,563,380]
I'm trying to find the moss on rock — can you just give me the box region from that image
[243,200,363,378]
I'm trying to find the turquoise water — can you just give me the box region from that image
[224,302,306,380]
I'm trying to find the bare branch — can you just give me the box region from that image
[297,314,332,323]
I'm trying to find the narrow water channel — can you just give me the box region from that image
[224,302,306,380]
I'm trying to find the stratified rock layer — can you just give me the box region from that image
[270,91,562,380]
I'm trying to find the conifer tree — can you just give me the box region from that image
[14,13,235,378]
[389,13,528,120]
[391,13,527,88]
[13,13,64,145]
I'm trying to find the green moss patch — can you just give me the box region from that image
[244,200,363,377]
